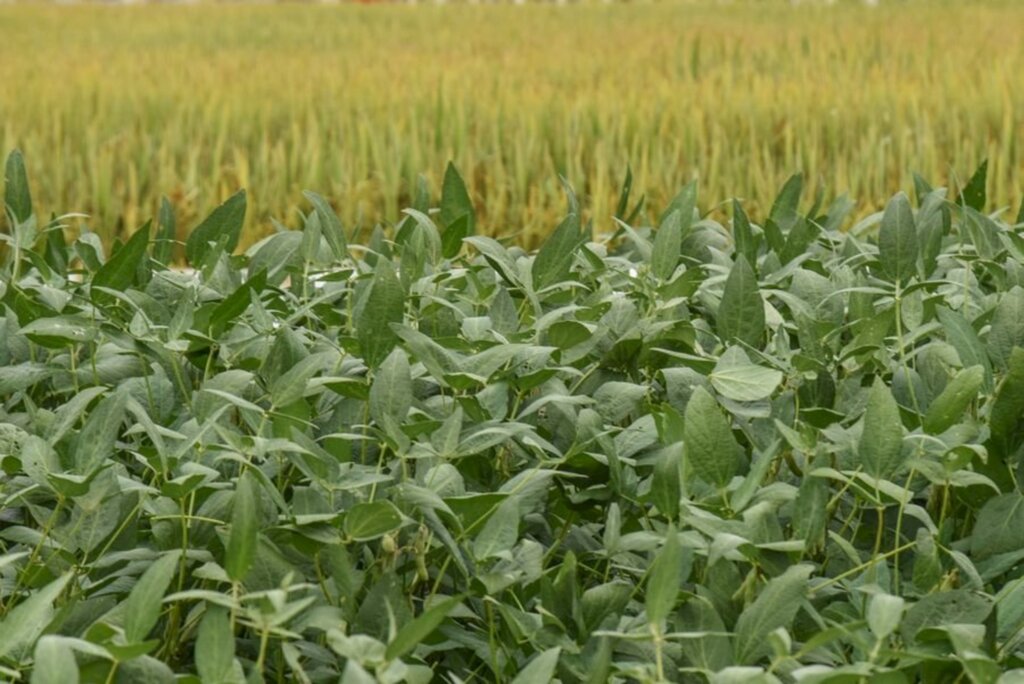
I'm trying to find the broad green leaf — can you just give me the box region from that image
[303,190,348,262]
[987,287,1024,371]
[710,348,783,402]
[0,573,71,661]
[355,259,404,368]
[867,593,905,640]
[152,195,176,266]
[901,590,992,643]
[472,496,519,560]
[732,199,757,267]
[195,607,237,684]
[369,348,412,427]
[4,149,32,224]
[877,191,917,283]
[385,595,462,661]
[646,526,683,626]
[734,564,813,664]
[74,390,128,475]
[533,212,581,290]
[439,163,475,258]
[21,316,97,348]
[957,159,988,211]
[857,379,904,479]
[31,637,79,684]
[92,221,150,302]
[717,255,764,348]
[921,365,983,434]
[658,180,697,230]
[344,501,403,541]
[225,471,259,582]
[123,553,178,643]
[651,209,683,280]
[769,173,803,234]
[269,351,330,408]
[937,307,993,391]
[991,347,1024,445]
[510,647,561,684]
[971,493,1024,561]
[684,387,738,488]
[185,189,246,266]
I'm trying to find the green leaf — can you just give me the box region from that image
[510,647,561,684]
[877,191,917,283]
[651,209,683,281]
[303,190,348,262]
[732,199,757,266]
[92,221,150,303]
[185,189,246,266]
[645,526,683,626]
[344,501,403,542]
[0,573,71,661]
[195,607,236,684]
[717,255,764,349]
[684,386,738,488]
[355,259,405,368]
[385,595,462,661]
[123,553,179,643]
[867,593,905,640]
[152,196,176,266]
[991,347,1024,445]
[369,348,412,427]
[857,379,904,479]
[971,493,1024,561]
[4,149,33,224]
[225,471,259,582]
[987,287,1024,372]
[710,347,783,402]
[31,637,79,684]
[533,212,581,290]
[769,173,803,234]
[937,307,993,391]
[74,390,128,475]
[269,352,329,408]
[439,162,475,259]
[901,590,991,643]
[922,365,983,434]
[472,496,519,560]
[21,316,97,348]
[658,180,697,233]
[733,564,813,664]
[957,159,988,211]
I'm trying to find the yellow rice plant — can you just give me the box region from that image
[1,1,1022,247]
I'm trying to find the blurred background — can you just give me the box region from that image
[1,0,1021,247]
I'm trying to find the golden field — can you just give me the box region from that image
[1,1,1022,246]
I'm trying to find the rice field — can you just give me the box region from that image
[1,0,1022,246]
